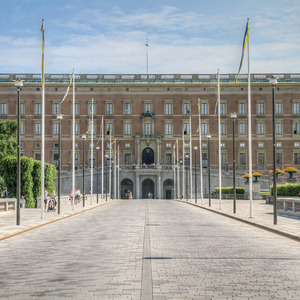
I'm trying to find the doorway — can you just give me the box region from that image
[142,179,155,199]
[142,147,154,165]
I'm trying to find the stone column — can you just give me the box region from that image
[157,139,161,165]
[135,173,140,199]
[136,137,140,166]
[157,173,162,198]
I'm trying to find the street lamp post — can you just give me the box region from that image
[57,114,63,214]
[96,146,99,203]
[82,134,86,207]
[15,79,23,225]
[194,146,198,203]
[269,76,278,225]
[231,112,237,214]
[207,134,211,207]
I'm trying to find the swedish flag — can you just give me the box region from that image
[236,20,249,83]
[40,19,45,85]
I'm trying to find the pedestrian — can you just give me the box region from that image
[20,195,26,208]
[44,188,48,210]
[76,188,81,204]
[69,190,74,205]
[1,187,8,198]
[50,190,57,207]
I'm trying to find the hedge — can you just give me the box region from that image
[45,163,57,194]
[215,187,245,194]
[21,157,35,208]
[271,183,300,196]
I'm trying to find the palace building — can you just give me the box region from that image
[0,73,300,198]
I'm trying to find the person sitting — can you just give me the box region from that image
[20,196,26,208]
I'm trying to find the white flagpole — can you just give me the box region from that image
[101,116,104,201]
[117,144,120,200]
[146,38,149,75]
[182,133,185,200]
[247,18,253,218]
[189,116,192,202]
[91,98,93,205]
[218,69,222,210]
[176,139,180,199]
[72,69,75,210]
[41,18,45,219]
[198,99,203,204]
[109,132,112,200]
[114,140,116,200]
[173,145,176,199]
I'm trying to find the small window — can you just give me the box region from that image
[201,103,208,115]
[1,103,7,115]
[165,123,172,135]
[125,143,130,148]
[293,102,300,114]
[240,143,245,147]
[166,143,171,148]
[124,123,131,135]
[165,103,172,115]
[258,142,264,148]
[124,103,131,115]
[145,123,151,135]
[220,103,226,115]
[294,142,300,148]
[257,103,264,115]
[275,103,282,115]
[183,103,190,115]
[276,142,282,148]
[35,103,41,115]
[106,103,113,115]
[53,103,60,115]
[294,153,300,164]
[145,103,151,113]
[239,103,246,115]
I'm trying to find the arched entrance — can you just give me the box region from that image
[121,179,133,199]
[142,147,154,165]
[142,179,155,199]
[163,179,174,199]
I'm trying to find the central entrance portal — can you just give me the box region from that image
[142,179,155,199]
[142,147,154,165]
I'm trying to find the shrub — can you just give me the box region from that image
[271,183,300,196]
[45,163,57,193]
[32,160,41,206]
[215,187,245,194]
[21,157,35,208]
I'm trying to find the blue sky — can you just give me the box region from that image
[0,0,299,74]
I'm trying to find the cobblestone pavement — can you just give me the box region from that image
[0,199,299,299]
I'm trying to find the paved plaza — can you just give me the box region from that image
[0,199,299,299]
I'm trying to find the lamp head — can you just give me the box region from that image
[96,146,99,150]
[230,112,237,120]
[207,134,211,139]
[56,114,63,120]
[82,134,87,139]
[268,75,278,85]
[14,79,24,87]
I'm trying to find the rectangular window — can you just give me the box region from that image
[202,153,208,166]
[145,123,151,135]
[20,123,24,135]
[35,153,41,160]
[201,123,208,135]
[258,123,264,135]
[125,154,131,165]
[276,123,282,135]
[276,153,282,165]
[20,103,24,115]
[239,103,246,115]
[257,103,264,115]
[294,123,300,134]
[295,142,300,148]
[294,153,300,165]
[183,123,190,135]
[75,153,78,168]
[165,123,172,135]
[53,103,60,115]
[275,103,282,115]
[221,153,226,165]
[145,103,151,113]
[166,143,171,148]
[75,103,79,115]
[183,103,190,115]
[258,142,264,148]
[239,123,246,135]
[75,123,79,135]
[124,123,131,135]
[1,103,7,115]
[293,102,300,114]
[53,153,59,167]
[53,123,59,135]
[125,143,130,148]
[240,143,245,147]
[124,103,131,115]
[220,123,226,135]
[35,103,41,115]
[201,103,208,115]
[240,153,246,165]
[106,123,113,135]
[166,153,172,165]
[89,153,96,167]
[35,123,41,135]
[165,103,172,115]
[106,103,113,115]
[258,153,265,165]
[220,103,226,115]
[276,142,282,148]
[89,124,95,135]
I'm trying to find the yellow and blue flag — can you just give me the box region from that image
[86,103,93,135]
[40,19,45,85]
[236,20,249,83]
[60,72,74,104]
[145,38,149,47]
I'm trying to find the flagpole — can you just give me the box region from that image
[41,18,45,219]
[176,139,180,199]
[101,116,104,201]
[198,99,203,204]
[182,133,185,200]
[146,38,149,75]
[109,132,112,200]
[71,71,75,210]
[173,144,176,199]
[218,70,222,210]
[114,140,116,200]
[117,144,120,200]
[91,98,94,205]
[189,116,192,202]
[247,18,253,218]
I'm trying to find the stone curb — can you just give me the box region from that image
[0,201,114,242]
[176,200,300,242]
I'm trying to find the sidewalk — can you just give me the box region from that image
[0,198,112,241]
[179,197,300,241]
